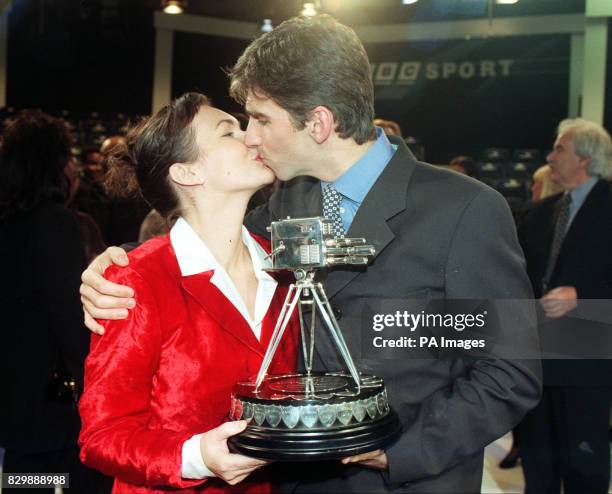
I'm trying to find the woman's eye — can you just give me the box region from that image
[223,132,235,137]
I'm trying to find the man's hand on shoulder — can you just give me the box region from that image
[80,246,135,335]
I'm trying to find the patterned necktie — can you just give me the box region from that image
[542,192,572,293]
[322,184,345,238]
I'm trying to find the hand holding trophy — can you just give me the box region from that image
[229,217,400,460]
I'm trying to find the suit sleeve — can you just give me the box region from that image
[78,266,205,489]
[385,187,542,485]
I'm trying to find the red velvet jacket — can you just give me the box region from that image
[78,234,298,493]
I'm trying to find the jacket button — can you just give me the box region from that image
[332,307,342,320]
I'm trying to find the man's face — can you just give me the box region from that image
[244,91,313,181]
[547,131,590,190]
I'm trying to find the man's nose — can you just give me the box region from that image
[245,120,261,147]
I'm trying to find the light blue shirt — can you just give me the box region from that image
[567,176,598,231]
[321,128,396,232]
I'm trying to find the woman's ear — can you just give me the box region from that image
[306,106,334,144]
[169,163,204,186]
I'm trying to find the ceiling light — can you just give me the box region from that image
[261,19,273,33]
[301,3,318,16]
[496,0,518,4]
[162,0,186,15]
[402,0,419,4]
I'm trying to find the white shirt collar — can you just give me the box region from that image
[170,217,277,338]
[170,217,273,277]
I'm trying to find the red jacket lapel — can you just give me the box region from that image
[180,273,265,358]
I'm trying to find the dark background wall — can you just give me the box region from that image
[605,18,612,133]
[172,33,248,116]
[171,33,572,163]
[6,0,610,162]
[367,35,570,163]
[7,0,154,115]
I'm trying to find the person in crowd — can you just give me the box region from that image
[138,209,168,242]
[81,147,104,184]
[65,154,107,263]
[448,155,477,177]
[100,135,151,246]
[517,118,612,494]
[79,15,541,493]
[531,164,564,202]
[0,110,110,493]
[77,92,298,493]
[498,162,565,470]
[74,137,150,247]
[73,147,112,243]
[373,118,402,137]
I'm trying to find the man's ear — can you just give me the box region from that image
[169,163,204,186]
[578,155,592,172]
[306,106,334,144]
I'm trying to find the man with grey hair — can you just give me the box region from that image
[518,118,612,494]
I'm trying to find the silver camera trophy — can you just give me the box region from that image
[229,217,400,460]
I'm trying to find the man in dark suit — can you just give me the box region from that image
[517,118,612,494]
[80,15,541,493]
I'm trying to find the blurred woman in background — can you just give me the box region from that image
[0,110,109,492]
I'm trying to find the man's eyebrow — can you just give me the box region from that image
[245,109,270,119]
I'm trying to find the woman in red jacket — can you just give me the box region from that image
[78,92,298,493]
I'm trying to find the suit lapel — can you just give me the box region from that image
[325,138,416,299]
[181,273,265,358]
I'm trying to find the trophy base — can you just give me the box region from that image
[228,372,401,461]
[229,409,400,461]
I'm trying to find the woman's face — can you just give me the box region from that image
[193,105,275,193]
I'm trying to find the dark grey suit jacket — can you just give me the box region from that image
[518,179,612,387]
[246,138,542,493]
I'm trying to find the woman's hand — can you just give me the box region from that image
[200,421,269,485]
[80,246,136,334]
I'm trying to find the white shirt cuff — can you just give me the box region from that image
[181,433,217,479]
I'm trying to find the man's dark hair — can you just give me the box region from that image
[229,14,376,145]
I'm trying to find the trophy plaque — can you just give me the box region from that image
[229,217,401,460]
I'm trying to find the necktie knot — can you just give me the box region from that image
[322,184,345,238]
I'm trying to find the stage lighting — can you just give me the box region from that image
[261,19,273,32]
[162,0,186,15]
[301,3,318,16]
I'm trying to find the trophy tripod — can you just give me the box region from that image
[229,217,401,460]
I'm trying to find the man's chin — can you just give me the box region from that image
[271,169,297,182]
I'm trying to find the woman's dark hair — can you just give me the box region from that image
[104,92,210,220]
[0,110,72,220]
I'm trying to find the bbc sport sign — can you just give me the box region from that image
[371,59,514,85]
